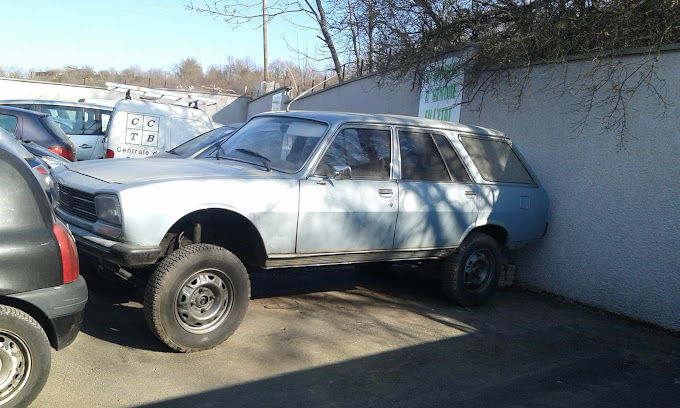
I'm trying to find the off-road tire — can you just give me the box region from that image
[144,244,251,352]
[0,305,51,408]
[441,232,502,306]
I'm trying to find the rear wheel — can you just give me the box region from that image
[0,306,51,408]
[441,232,502,306]
[144,244,251,352]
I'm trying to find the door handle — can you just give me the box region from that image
[79,144,93,149]
[465,190,477,199]
[378,189,393,198]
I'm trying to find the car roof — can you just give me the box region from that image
[0,99,115,110]
[0,104,49,117]
[255,110,507,138]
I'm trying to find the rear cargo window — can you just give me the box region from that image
[459,135,535,184]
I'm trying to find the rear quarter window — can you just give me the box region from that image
[459,135,535,184]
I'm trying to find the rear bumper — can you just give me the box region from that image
[9,276,88,350]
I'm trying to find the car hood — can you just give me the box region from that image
[63,158,277,184]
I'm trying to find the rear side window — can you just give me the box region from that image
[0,114,18,135]
[432,133,471,183]
[398,130,450,182]
[459,135,535,184]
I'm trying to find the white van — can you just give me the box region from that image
[104,100,214,159]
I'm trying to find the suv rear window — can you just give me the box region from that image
[459,135,534,184]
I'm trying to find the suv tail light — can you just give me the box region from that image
[53,223,80,284]
[49,147,75,162]
[105,149,115,158]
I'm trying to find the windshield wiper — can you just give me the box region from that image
[236,148,271,171]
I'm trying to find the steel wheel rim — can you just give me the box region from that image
[0,330,31,404]
[464,249,493,293]
[175,269,235,334]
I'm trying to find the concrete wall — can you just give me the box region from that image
[246,87,290,118]
[458,50,680,331]
[0,78,246,125]
[268,74,421,117]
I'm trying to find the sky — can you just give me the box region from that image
[1,0,321,73]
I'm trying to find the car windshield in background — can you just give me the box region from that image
[199,116,328,173]
[170,127,234,157]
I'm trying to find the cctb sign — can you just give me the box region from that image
[418,57,463,123]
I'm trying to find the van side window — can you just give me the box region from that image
[0,114,18,135]
[316,127,391,179]
[432,133,472,183]
[459,135,535,184]
[398,130,451,182]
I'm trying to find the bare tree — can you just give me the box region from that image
[186,0,345,81]
[370,0,680,146]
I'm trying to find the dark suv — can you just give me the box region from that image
[0,146,87,406]
[0,106,77,161]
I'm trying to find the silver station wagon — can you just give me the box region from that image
[51,111,549,352]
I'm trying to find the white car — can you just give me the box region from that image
[51,111,549,352]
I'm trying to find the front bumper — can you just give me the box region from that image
[66,223,162,268]
[9,276,88,350]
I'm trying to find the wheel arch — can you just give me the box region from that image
[466,223,509,250]
[0,297,56,349]
[161,208,267,268]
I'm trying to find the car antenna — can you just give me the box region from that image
[286,74,338,112]
[30,95,43,108]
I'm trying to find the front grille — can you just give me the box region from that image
[57,184,97,222]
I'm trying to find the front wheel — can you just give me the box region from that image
[0,305,51,408]
[144,244,251,352]
[441,232,502,306]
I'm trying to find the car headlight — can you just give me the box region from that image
[94,194,122,225]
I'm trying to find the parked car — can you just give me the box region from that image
[0,99,114,160]
[0,105,77,161]
[22,140,70,170]
[154,123,241,159]
[0,146,87,407]
[0,127,52,195]
[50,111,548,353]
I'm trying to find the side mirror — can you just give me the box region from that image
[333,165,351,180]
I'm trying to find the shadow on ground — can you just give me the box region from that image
[133,315,680,408]
[80,263,449,351]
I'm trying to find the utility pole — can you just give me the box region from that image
[263,0,269,82]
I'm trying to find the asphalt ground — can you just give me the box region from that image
[32,265,680,407]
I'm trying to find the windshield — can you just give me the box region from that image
[198,116,328,173]
[170,127,234,157]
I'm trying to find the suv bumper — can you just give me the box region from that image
[66,223,162,268]
[9,276,88,350]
